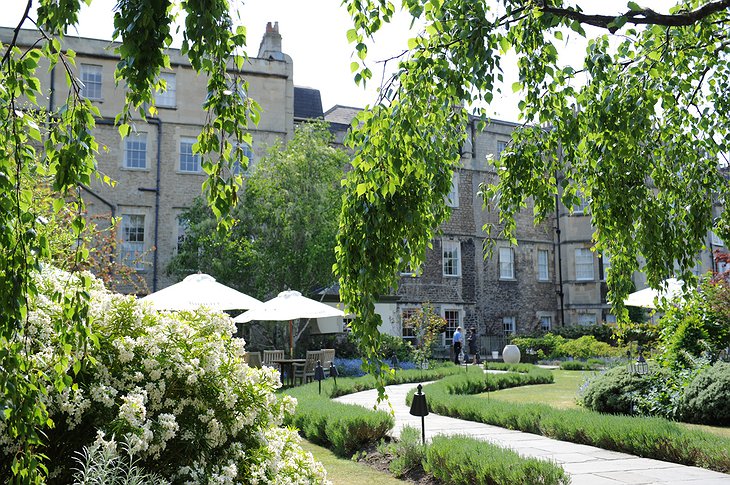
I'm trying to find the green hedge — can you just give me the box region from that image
[425,435,569,485]
[283,363,475,455]
[412,371,730,473]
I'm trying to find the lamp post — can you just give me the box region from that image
[314,360,325,395]
[329,362,338,386]
[409,383,429,445]
[628,345,649,375]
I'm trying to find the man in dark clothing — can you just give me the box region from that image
[468,327,479,364]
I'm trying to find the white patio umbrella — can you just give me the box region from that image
[140,273,262,311]
[623,278,685,309]
[234,290,345,357]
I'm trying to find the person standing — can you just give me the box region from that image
[453,326,463,364]
[468,327,479,364]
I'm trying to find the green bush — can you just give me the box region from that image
[680,362,730,425]
[560,360,601,371]
[424,435,569,484]
[511,334,566,359]
[553,324,615,344]
[385,426,425,478]
[558,335,623,359]
[415,369,730,473]
[379,333,416,362]
[580,365,654,414]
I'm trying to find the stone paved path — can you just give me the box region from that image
[335,382,730,485]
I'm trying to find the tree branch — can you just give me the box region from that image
[540,0,730,32]
[1,0,33,67]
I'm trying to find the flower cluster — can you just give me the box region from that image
[1,266,329,484]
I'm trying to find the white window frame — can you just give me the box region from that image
[575,248,594,281]
[445,172,459,208]
[573,194,589,214]
[442,240,461,277]
[502,316,515,336]
[442,308,461,346]
[499,247,515,280]
[179,137,201,173]
[577,313,596,326]
[539,315,552,332]
[601,252,611,281]
[496,140,509,160]
[154,72,176,108]
[123,132,147,169]
[80,64,103,101]
[121,214,145,271]
[401,308,419,344]
[537,249,549,281]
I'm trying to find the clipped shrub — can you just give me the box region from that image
[1,267,328,484]
[415,368,730,473]
[680,362,730,425]
[511,334,566,359]
[580,365,653,414]
[553,324,615,344]
[379,333,415,362]
[558,335,623,359]
[560,360,601,371]
[387,426,426,478]
[424,435,569,484]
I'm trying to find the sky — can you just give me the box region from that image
[2,0,670,123]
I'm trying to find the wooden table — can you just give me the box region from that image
[273,358,306,386]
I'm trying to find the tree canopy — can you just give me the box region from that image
[336,0,730,381]
[168,121,348,300]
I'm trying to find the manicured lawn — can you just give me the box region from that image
[478,369,586,409]
[300,439,407,485]
[478,369,730,438]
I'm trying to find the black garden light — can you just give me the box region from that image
[409,383,429,445]
[329,361,338,386]
[628,345,649,375]
[391,353,399,376]
[314,360,325,394]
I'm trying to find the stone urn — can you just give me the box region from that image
[502,344,521,364]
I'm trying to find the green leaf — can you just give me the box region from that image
[627,1,641,11]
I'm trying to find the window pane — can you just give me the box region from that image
[502,316,515,336]
[445,173,459,207]
[179,138,200,173]
[539,316,552,332]
[443,310,460,345]
[232,143,255,175]
[499,247,514,279]
[496,140,508,160]
[121,214,145,270]
[401,309,417,343]
[538,249,549,281]
[124,133,147,169]
[578,314,596,326]
[155,72,176,107]
[575,248,594,280]
[80,64,102,100]
[176,216,189,252]
[443,241,460,276]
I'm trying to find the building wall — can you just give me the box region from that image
[1,27,294,292]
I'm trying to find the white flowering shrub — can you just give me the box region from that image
[0,266,329,484]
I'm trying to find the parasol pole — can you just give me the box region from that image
[289,320,294,358]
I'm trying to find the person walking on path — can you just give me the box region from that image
[468,327,479,364]
[453,326,463,364]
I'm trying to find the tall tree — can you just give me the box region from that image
[1,2,254,480]
[336,0,730,384]
[168,121,348,299]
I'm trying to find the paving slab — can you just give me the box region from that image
[334,382,730,485]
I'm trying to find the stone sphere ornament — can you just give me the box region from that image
[502,344,521,364]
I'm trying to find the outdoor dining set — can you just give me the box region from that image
[244,348,336,386]
[139,273,345,387]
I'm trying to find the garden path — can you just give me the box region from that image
[334,381,730,485]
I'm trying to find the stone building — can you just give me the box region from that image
[4,24,725,351]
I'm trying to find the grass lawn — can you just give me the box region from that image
[300,439,407,485]
[477,369,730,438]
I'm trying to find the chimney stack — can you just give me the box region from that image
[258,21,283,60]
